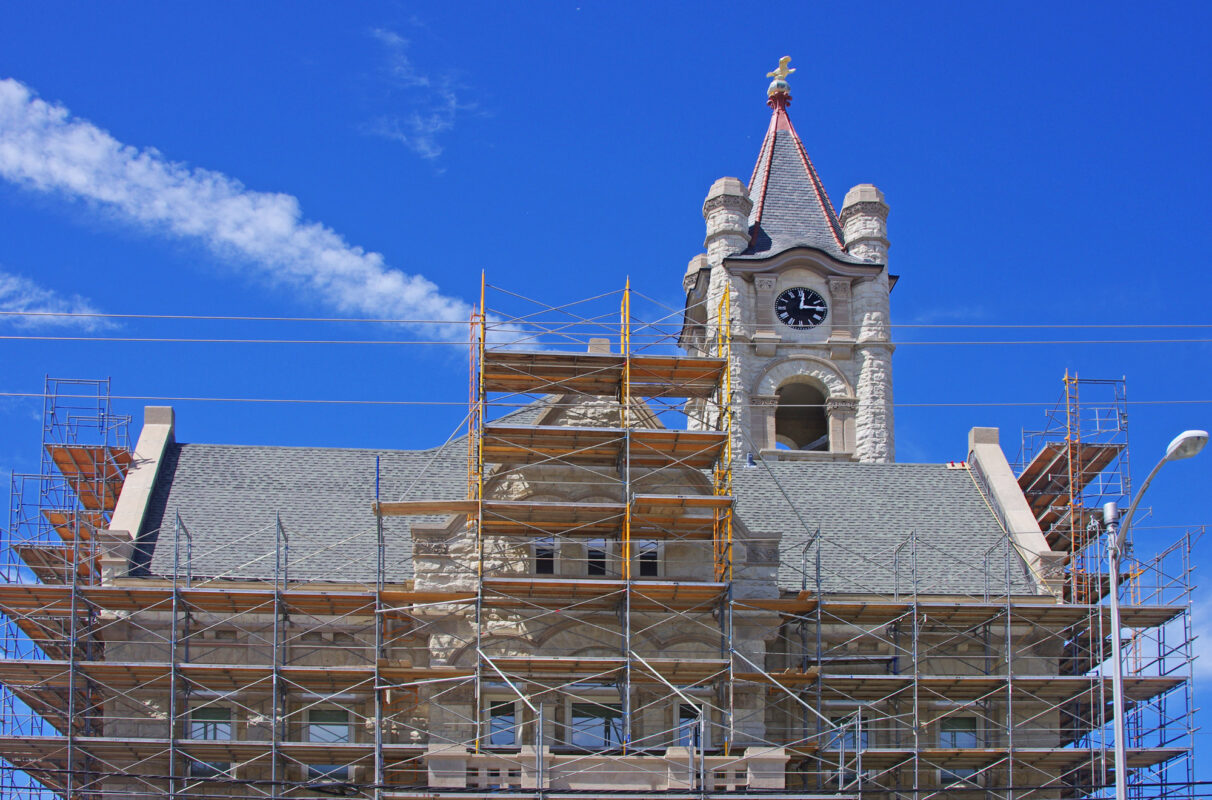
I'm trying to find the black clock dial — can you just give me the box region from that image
[774,287,828,328]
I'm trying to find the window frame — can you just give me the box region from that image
[533,536,557,575]
[567,701,624,750]
[486,698,521,748]
[674,700,708,748]
[585,538,609,577]
[305,707,352,781]
[635,540,662,578]
[937,716,980,787]
[187,706,232,778]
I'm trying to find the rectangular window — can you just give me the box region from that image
[586,539,607,576]
[637,541,660,578]
[188,707,231,777]
[570,702,623,749]
[307,709,350,780]
[534,537,556,575]
[938,717,978,748]
[675,702,705,747]
[938,717,978,786]
[488,701,517,746]
[189,707,231,740]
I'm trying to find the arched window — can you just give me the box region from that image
[775,382,828,451]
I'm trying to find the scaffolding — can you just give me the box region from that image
[2,378,132,799]
[1017,373,1196,799]
[0,292,1198,799]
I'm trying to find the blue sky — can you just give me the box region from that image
[2,0,1211,772]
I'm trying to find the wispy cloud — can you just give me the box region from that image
[0,78,472,338]
[0,268,109,329]
[367,28,471,162]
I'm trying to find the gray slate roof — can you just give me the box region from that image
[735,114,872,266]
[136,431,1035,597]
[136,403,546,582]
[733,461,1036,595]
[137,441,465,582]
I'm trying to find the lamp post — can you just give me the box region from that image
[1102,429,1207,800]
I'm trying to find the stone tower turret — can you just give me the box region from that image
[702,177,752,263]
[679,57,896,464]
[840,184,890,264]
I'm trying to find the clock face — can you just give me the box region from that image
[774,287,828,328]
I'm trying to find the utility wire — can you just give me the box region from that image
[3,333,1212,346]
[3,308,1212,329]
[0,391,1209,408]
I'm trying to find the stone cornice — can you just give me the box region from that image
[724,246,885,278]
[838,200,889,223]
[702,193,754,216]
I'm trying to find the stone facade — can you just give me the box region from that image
[683,176,895,464]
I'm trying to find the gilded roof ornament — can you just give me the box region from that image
[766,55,795,97]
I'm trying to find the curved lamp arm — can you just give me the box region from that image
[1113,429,1207,553]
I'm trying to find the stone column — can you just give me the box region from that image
[852,270,895,463]
[855,344,894,462]
[752,275,779,356]
[826,397,858,454]
[827,278,854,359]
[750,394,779,453]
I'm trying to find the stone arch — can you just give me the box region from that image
[752,356,856,454]
[753,355,853,398]
[450,634,537,665]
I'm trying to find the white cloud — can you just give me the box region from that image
[0,78,473,339]
[367,28,469,161]
[0,268,109,329]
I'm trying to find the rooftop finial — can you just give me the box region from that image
[766,55,795,98]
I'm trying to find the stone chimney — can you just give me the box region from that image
[702,177,752,263]
[839,183,889,264]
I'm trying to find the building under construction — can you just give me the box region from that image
[0,59,1199,799]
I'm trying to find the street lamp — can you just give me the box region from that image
[1102,429,1207,800]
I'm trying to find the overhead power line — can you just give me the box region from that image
[3,309,1212,329]
[3,333,1212,346]
[0,391,1209,409]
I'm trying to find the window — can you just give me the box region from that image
[534,536,556,575]
[307,709,350,781]
[488,701,518,747]
[586,539,607,576]
[188,707,231,777]
[938,717,978,786]
[675,702,705,747]
[637,541,660,578]
[569,703,623,749]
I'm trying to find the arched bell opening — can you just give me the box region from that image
[774,382,829,451]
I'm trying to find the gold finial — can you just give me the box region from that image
[766,56,796,82]
[766,55,795,98]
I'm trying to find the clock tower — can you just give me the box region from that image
[680,58,895,464]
